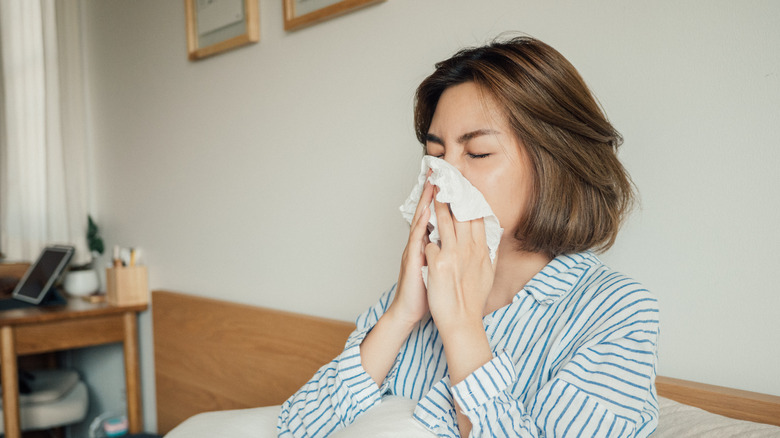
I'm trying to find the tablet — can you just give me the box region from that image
[12,245,75,305]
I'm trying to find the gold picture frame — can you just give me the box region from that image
[283,0,385,32]
[185,0,259,60]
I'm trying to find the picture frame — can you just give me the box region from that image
[185,0,259,60]
[283,0,385,32]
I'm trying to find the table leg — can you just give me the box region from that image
[123,311,143,433]
[1,326,21,438]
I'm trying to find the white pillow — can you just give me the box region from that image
[163,397,433,438]
[331,396,434,438]
[165,395,780,438]
[338,396,780,437]
[164,405,279,438]
[656,396,780,438]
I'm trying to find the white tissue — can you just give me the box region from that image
[399,156,504,284]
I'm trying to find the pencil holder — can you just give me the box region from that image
[105,266,149,306]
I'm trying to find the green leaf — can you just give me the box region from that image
[87,215,105,255]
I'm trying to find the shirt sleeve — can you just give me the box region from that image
[451,289,659,438]
[277,286,397,437]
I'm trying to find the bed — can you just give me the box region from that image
[152,290,780,437]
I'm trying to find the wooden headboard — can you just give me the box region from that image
[152,290,354,433]
[152,290,780,434]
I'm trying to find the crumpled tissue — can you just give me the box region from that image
[399,156,503,285]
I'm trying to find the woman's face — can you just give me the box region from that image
[425,82,534,240]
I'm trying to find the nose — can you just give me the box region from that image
[442,150,465,175]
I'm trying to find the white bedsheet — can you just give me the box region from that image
[163,396,432,438]
[164,396,780,437]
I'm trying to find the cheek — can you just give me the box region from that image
[460,162,531,229]
[460,172,494,207]
[483,169,532,230]
[472,178,515,226]
[488,192,521,230]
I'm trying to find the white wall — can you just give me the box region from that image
[76,0,780,432]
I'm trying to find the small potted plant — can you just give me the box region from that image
[63,215,104,297]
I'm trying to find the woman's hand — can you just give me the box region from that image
[386,175,435,327]
[424,188,495,334]
[424,189,497,438]
[361,176,435,388]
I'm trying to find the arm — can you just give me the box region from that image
[277,289,393,438]
[423,193,496,437]
[361,177,436,387]
[441,319,494,438]
[279,180,436,437]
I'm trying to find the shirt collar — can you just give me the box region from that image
[515,251,600,305]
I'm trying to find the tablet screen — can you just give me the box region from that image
[13,246,74,304]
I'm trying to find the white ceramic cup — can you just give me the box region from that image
[64,269,100,296]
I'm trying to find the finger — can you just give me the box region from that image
[409,182,433,232]
[490,240,499,270]
[424,240,440,263]
[412,180,434,225]
[470,218,492,265]
[410,168,434,230]
[452,213,471,242]
[471,218,497,270]
[470,217,486,247]
[409,202,431,243]
[432,188,456,247]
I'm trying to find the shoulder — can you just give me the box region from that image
[542,254,660,364]
[544,252,658,324]
[569,254,658,332]
[580,257,655,305]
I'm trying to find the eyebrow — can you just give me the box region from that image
[425,129,500,145]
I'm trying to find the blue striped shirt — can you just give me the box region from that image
[278,252,659,437]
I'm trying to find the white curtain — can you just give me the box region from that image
[0,0,90,264]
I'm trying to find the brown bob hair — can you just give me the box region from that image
[414,36,635,257]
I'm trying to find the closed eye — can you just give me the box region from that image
[425,152,489,159]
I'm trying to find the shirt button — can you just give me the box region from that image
[544,299,554,305]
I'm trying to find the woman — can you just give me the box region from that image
[278,36,659,438]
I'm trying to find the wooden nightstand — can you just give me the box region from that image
[0,298,147,438]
